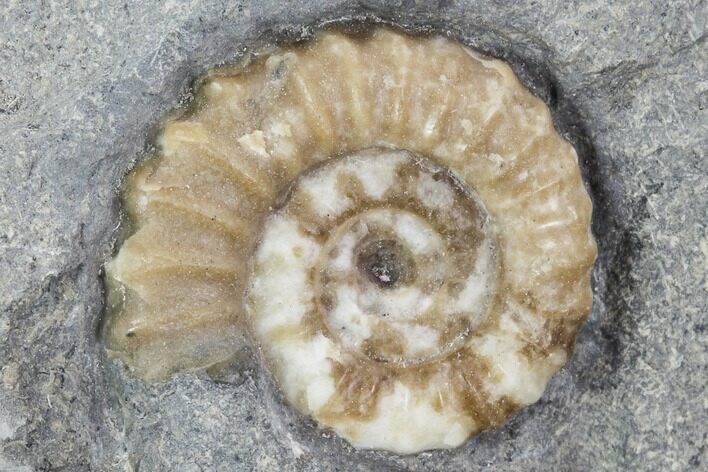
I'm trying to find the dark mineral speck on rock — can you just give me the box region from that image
[0,1,705,470]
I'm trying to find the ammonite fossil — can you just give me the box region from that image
[104,27,597,453]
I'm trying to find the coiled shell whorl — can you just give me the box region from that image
[104,27,597,454]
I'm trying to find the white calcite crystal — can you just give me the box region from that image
[103,28,597,453]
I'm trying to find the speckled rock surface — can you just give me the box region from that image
[0,1,705,470]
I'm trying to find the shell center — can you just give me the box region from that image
[356,238,416,289]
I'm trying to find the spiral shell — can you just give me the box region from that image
[104,27,597,453]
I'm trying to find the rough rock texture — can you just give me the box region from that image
[0,1,705,470]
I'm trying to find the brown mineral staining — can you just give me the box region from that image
[103,26,596,453]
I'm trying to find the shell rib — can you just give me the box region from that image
[103,27,597,453]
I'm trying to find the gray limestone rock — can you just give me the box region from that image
[1,1,706,470]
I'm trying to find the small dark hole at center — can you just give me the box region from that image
[356,239,415,289]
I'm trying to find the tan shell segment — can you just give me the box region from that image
[103,27,597,452]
